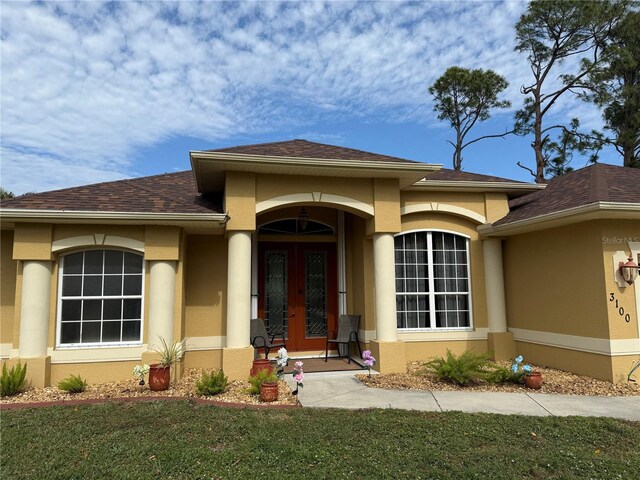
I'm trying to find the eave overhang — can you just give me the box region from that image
[478,202,640,237]
[0,209,228,230]
[409,179,544,197]
[190,151,442,192]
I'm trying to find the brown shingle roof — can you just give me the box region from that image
[425,168,526,184]
[0,171,222,214]
[494,163,640,226]
[209,139,419,164]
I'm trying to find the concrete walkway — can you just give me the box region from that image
[285,370,640,421]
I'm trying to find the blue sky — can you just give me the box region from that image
[1,1,620,194]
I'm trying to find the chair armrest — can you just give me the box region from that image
[252,335,268,348]
[270,333,286,344]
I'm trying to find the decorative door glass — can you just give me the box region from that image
[264,250,288,337]
[304,251,328,337]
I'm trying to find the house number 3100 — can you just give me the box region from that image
[609,293,631,322]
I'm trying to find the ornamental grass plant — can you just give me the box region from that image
[195,369,228,396]
[246,369,278,395]
[57,375,88,394]
[0,361,27,397]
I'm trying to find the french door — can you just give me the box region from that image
[258,242,337,351]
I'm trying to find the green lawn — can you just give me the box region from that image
[1,401,639,479]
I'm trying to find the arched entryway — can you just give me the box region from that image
[255,206,344,352]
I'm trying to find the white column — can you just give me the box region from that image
[250,233,258,319]
[483,238,507,333]
[373,233,397,341]
[338,211,347,315]
[147,260,176,348]
[19,260,52,357]
[227,231,252,348]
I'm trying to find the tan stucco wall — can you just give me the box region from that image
[401,191,488,219]
[225,171,257,231]
[514,341,615,382]
[345,214,376,333]
[504,221,608,338]
[1,231,16,348]
[405,340,487,362]
[372,178,401,233]
[600,220,640,341]
[50,360,140,385]
[256,174,374,211]
[400,212,488,330]
[13,224,52,260]
[53,225,145,242]
[184,234,227,339]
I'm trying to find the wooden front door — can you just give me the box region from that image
[258,242,337,351]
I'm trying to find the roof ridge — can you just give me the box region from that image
[119,174,204,211]
[587,163,609,203]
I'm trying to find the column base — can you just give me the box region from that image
[370,340,406,374]
[8,356,51,388]
[488,332,516,361]
[222,346,254,381]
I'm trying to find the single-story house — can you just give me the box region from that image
[1,140,638,386]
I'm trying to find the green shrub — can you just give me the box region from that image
[57,375,87,393]
[485,366,521,384]
[0,361,27,397]
[246,369,278,395]
[195,369,228,396]
[423,350,495,386]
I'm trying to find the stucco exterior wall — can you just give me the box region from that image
[184,234,227,341]
[1,231,16,355]
[504,221,607,338]
[504,219,640,383]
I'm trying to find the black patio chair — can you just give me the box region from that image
[324,314,363,363]
[250,318,286,359]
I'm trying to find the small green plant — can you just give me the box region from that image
[246,369,278,395]
[423,350,495,386]
[152,337,184,367]
[195,369,228,396]
[485,366,518,384]
[0,361,27,397]
[57,375,87,393]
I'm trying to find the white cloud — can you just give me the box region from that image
[1,0,607,193]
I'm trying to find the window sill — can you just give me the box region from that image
[397,328,488,342]
[55,342,143,351]
[49,344,146,364]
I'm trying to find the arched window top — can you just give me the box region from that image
[394,230,472,331]
[258,219,335,235]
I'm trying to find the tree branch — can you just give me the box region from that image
[517,161,537,178]
[462,128,516,149]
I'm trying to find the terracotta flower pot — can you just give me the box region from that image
[250,359,274,377]
[525,371,543,389]
[260,382,279,402]
[149,364,171,391]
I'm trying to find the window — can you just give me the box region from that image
[58,250,144,346]
[395,231,471,330]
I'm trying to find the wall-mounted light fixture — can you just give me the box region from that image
[619,256,639,285]
[297,208,309,232]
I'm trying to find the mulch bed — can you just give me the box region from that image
[0,369,297,407]
[357,361,640,396]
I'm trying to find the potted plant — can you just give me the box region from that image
[525,371,543,389]
[248,369,279,402]
[511,355,543,389]
[260,371,279,402]
[149,337,183,392]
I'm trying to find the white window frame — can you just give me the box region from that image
[394,229,474,332]
[56,248,145,349]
